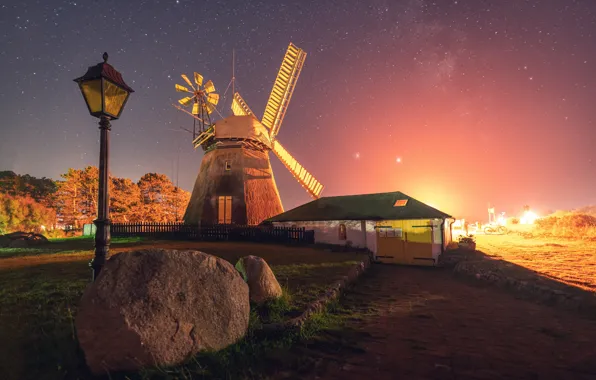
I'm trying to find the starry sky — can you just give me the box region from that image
[1,0,595,221]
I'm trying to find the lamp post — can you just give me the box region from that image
[74,52,134,281]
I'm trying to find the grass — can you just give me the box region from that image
[476,233,596,291]
[0,237,367,379]
[533,212,596,239]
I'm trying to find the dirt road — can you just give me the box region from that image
[273,264,596,380]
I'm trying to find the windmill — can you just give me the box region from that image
[176,43,323,225]
[174,73,219,142]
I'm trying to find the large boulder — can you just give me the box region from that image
[235,255,282,304]
[75,249,250,375]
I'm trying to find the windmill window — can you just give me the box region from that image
[338,223,347,240]
[225,161,231,171]
[218,196,232,224]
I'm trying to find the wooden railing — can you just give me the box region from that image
[111,222,315,244]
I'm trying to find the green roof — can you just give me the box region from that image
[267,191,451,222]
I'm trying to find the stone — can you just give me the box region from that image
[0,236,11,248]
[9,239,28,248]
[75,249,250,375]
[235,255,283,304]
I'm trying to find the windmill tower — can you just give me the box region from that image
[174,43,324,225]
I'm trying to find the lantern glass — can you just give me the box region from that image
[80,79,103,114]
[103,79,129,118]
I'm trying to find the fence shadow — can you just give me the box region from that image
[441,247,596,319]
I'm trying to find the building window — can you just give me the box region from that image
[218,196,232,224]
[394,199,408,207]
[225,161,231,171]
[338,223,347,240]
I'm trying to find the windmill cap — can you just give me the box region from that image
[214,115,271,148]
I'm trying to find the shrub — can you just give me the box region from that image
[458,235,476,244]
[534,213,596,239]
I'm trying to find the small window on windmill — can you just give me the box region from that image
[394,199,408,207]
[225,161,231,171]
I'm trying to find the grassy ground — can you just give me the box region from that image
[0,237,366,380]
[476,234,596,291]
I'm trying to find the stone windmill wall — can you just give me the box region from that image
[183,145,284,225]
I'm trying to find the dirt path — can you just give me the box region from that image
[273,264,596,380]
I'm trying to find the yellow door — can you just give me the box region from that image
[375,221,406,264]
[402,220,435,266]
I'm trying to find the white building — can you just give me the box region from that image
[268,191,454,266]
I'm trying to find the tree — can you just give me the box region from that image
[137,173,190,222]
[0,171,56,206]
[110,177,141,223]
[0,194,56,234]
[53,168,82,227]
[54,167,98,228]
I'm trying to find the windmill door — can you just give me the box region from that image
[218,196,232,224]
[375,221,406,263]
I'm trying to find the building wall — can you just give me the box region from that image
[273,218,452,266]
[184,145,283,225]
[273,220,377,253]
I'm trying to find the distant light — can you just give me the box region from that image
[354,152,360,159]
[520,210,538,225]
[396,157,402,163]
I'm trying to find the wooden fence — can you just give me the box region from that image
[111,222,315,244]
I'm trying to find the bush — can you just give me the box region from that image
[534,213,596,239]
[458,235,476,244]
[44,229,66,239]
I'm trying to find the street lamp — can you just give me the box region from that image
[74,52,134,281]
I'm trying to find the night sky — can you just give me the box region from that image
[1,0,595,221]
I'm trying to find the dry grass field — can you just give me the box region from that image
[476,233,596,292]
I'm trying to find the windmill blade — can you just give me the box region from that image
[192,102,199,115]
[171,104,206,123]
[271,140,324,199]
[207,93,220,106]
[202,102,216,114]
[204,80,215,94]
[192,125,215,149]
[231,92,255,117]
[261,43,307,139]
[181,74,195,90]
[194,72,203,87]
[175,84,191,93]
[178,96,193,106]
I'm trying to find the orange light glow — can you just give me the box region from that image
[520,210,539,224]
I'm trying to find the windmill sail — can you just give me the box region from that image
[271,140,323,199]
[261,43,306,139]
[231,92,255,117]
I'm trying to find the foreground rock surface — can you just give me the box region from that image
[235,255,282,304]
[75,249,250,375]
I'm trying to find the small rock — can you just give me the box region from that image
[235,255,283,304]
